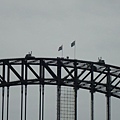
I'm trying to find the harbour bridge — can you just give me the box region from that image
[0,57,120,120]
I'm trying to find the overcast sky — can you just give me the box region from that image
[0,0,120,120]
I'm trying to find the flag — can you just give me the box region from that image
[71,41,75,47]
[58,45,63,51]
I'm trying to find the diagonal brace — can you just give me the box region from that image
[0,75,6,83]
[5,61,23,81]
[42,61,57,79]
[60,61,74,79]
[26,64,40,79]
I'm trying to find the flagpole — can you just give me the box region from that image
[62,45,63,57]
[73,41,76,59]
[71,40,76,59]
[74,43,76,59]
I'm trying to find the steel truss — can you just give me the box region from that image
[0,57,120,120]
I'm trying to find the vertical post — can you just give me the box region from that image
[2,62,5,120]
[57,59,61,120]
[7,87,9,120]
[2,87,4,120]
[91,91,94,120]
[25,85,27,120]
[74,60,77,120]
[106,67,111,120]
[21,85,23,120]
[57,86,61,120]
[107,96,111,120]
[74,42,76,59]
[21,60,24,120]
[41,60,45,120]
[39,60,42,120]
[39,84,41,120]
[90,64,94,120]
[42,84,44,120]
[7,64,10,120]
[24,62,27,120]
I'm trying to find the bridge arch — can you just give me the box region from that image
[0,57,120,120]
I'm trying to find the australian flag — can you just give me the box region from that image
[71,41,75,47]
[58,45,63,51]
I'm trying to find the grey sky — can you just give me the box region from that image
[0,0,120,120]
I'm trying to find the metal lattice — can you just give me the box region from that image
[60,86,75,120]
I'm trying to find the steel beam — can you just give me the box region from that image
[21,60,24,120]
[74,60,78,120]
[57,59,61,120]
[0,58,120,98]
[25,63,27,120]
[39,84,41,120]
[90,65,94,120]
[2,62,5,120]
[39,60,42,120]
[42,84,44,120]
[7,87,9,120]
[7,65,10,120]
[106,67,111,120]
[41,60,45,120]
[21,85,23,120]
[2,87,4,120]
